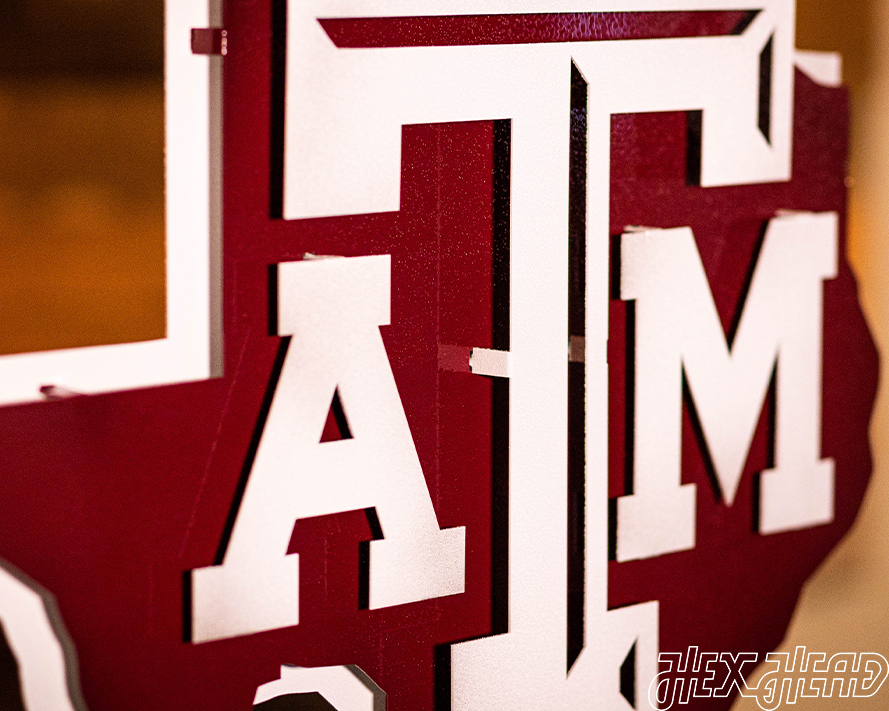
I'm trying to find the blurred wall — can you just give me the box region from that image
[733,0,889,707]
[0,0,164,356]
[0,0,162,79]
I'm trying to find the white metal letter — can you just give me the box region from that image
[191,255,465,643]
[617,213,837,561]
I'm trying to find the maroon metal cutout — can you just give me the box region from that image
[319,10,757,48]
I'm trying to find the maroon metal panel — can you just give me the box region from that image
[0,3,872,710]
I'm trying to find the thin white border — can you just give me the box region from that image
[0,0,222,406]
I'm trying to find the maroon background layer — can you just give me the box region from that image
[0,3,875,711]
[319,10,754,47]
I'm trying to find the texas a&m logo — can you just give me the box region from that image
[0,1,876,711]
[182,0,871,709]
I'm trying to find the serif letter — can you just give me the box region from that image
[191,254,465,642]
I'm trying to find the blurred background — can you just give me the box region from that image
[0,0,886,705]
[733,0,889,706]
[0,0,164,354]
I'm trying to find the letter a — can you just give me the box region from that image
[191,255,465,642]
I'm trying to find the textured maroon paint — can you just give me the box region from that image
[0,3,873,711]
[191,28,227,56]
[319,10,755,48]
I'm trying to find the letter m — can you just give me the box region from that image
[616,212,837,561]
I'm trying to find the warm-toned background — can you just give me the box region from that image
[0,0,886,705]
[0,0,164,355]
[733,1,889,708]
